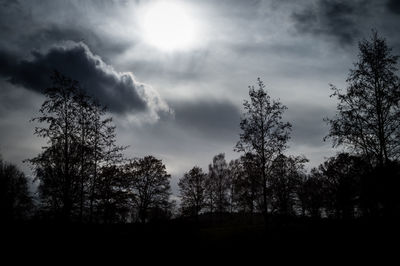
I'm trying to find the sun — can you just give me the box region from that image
[140,1,197,52]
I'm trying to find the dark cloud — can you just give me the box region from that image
[0,0,18,8]
[387,0,400,14]
[0,1,132,61]
[292,0,368,46]
[172,100,241,140]
[0,50,17,76]
[0,42,168,115]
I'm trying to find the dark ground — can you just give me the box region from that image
[3,215,399,262]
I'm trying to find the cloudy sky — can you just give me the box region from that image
[1,0,400,194]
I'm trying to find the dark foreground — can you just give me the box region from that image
[3,215,399,261]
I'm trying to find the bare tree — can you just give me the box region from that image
[270,154,308,216]
[297,172,325,218]
[227,159,241,213]
[178,166,207,219]
[0,156,33,222]
[235,78,291,221]
[325,31,400,167]
[29,71,126,223]
[317,153,369,219]
[207,153,229,215]
[29,71,81,221]
[232,153,261,214]
[125,156,171,223]
[87,104,125,222]
[96,164,128,223]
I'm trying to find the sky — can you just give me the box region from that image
[0,0,400,195]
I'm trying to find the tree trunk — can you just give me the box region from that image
[62,98,71,223]
[89,129,98,223]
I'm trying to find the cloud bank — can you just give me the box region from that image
[291,0,369,46]
[0,41,169,117]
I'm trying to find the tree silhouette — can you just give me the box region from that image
[232,153,261,214]
[235,78,292,221]
[206,153,229,215]
[315,153,366,219]
[325,31,400,167]
[75,91,92,222]
[29,72,81,221]
[28,71,125,222]
[270,154,308,216]
[125,156,171,223]
[87,104,125,223]
[297,171,325,218]
[95,164,129,223]
[227,158,242,213]
[178,166,207,219]
[0,156,33,222]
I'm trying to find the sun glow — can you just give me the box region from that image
[140,1,198,52]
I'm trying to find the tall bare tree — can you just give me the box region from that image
[29,72,81,221]
[235,78,291,220]
[325,31,400,167]
[29,71,126,223]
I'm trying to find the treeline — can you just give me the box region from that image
[179,32,400,220]
[2,72,173,223]
[179,151,400,221]
[1,31,400,224]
